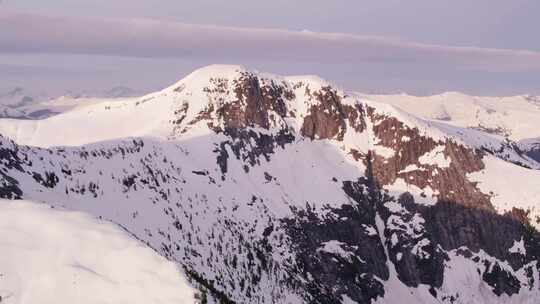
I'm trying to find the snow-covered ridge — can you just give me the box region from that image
[359,91,540,142]
[361,90,540,165]
[0,199,196,304]
[0,65,533,159]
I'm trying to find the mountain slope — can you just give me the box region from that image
[0,199,196,304]
[360,92,540,163]
[359,92,540,141]
[0,65,538,304]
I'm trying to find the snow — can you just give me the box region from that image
[386,212,426,240]
[362,224,378,236]
[0,66,247,147]
[0,127,366,302]
[317,240,358,261]
[468,155,540,228]
[390,233,399,246]
[385,178,438,206]
[361,98,453,143]
[399,164,423,174]
[373,145,396,158]
[0,66,442,150]
[341,294,358,304]
[509,238,526,256]
[0,199,196,304]
[411,238,431,259]
[436,249,540,304]
[0,65,535,175]
[373,213,436,304]
[384,201,407,214]
[360,91,540,142]
[0,92,174,147]
[418,145,451,168]
[375,211,540,304]
[359,91,540,169]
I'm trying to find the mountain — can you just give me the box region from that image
[360,92,540,162]
[0,87,44,119]
[0,65,538,303]
[0,86,141,119]
[0,199,196,304]
[357,92,540,140]
[0,87,40,108]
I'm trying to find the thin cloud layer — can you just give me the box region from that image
[1,10,540,72]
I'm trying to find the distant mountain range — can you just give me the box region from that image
[0,86,143,119]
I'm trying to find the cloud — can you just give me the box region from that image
[1,10,540,72]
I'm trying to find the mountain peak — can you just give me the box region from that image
[169,64,248,90]
[166,65,356,139]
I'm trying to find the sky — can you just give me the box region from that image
[1,0,540,96]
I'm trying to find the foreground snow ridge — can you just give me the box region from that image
[0,200,196,304]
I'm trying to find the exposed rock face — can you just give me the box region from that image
[283,180,389,304]
[182,70,504,213]
[1,66,539,303]
[522,142,540,163]
[214,128,295,176]
[0,171,22,199]
[301,86,365,140]
[366,110,492,210]
[203,73,294,132]
[283,176,540,303]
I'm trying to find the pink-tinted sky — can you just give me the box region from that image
[1,0,540,95]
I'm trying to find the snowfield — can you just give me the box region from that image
[468,155,540,220]
[0,199,196,304]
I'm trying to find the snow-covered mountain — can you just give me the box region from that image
[0,87,46,119]
[0,65,538,303]
[0,87,42,108]
[0,86,141,119]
